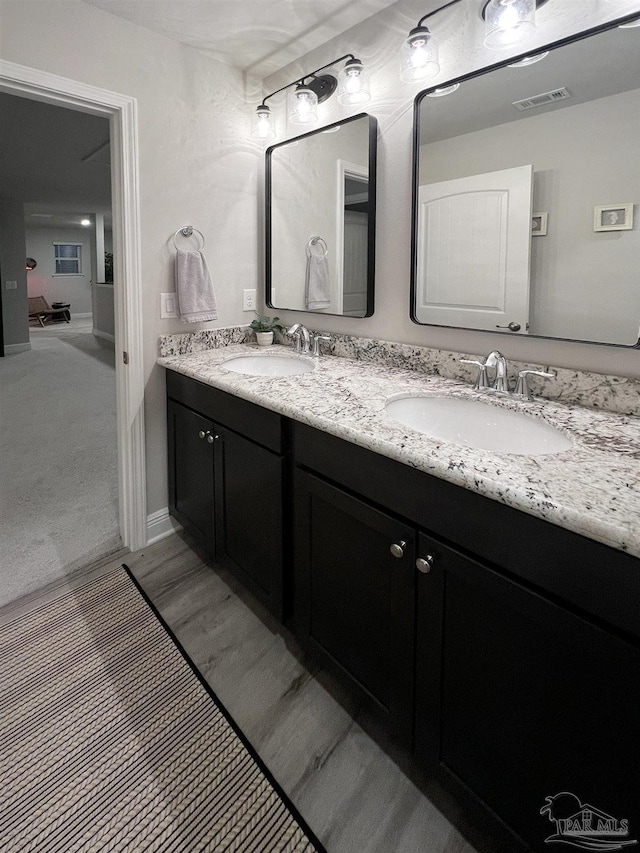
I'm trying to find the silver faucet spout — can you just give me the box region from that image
[286,323,311,354]
[485,350,509,393]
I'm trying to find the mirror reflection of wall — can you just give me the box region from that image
[267,113,376,318]
[412,24,640,347]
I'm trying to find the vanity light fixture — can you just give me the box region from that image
[251,54,370,139]
[482,0,550,49]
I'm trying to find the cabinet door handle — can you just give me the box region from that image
[390,540,407,559]
[416,555,434,574]
[207,433,219,444]
[198,430,206,439]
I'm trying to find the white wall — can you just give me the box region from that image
[1,0,260,518]
[0,198,29,348]
[26,226,93,313]
[93,282,114,339]
[261,0,640,379]
[418,89,640,345]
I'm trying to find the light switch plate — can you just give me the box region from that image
[5,280,17,290]
[160,292,178,319]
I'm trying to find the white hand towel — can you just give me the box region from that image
[176,249,217,323]
[305,253,330,311]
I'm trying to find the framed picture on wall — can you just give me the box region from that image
[531,213,548,236]
[593,204,634,232]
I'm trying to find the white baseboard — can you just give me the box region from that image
[73,312,93,319]
[146,507,182,545]
[4,342,32,354]
[93,328,115,343]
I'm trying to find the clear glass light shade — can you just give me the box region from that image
[400,27,440,83]
[288,85,318,125]
[484,0,536,49]
[251,105,275,140]
[337,59,371,105]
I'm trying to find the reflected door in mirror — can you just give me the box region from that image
[416,165,532,332]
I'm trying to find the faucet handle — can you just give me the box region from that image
[460,358,491,390]
[514,368,556,401]
[311,334,331,357]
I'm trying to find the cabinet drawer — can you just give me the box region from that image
[167,370,282,453]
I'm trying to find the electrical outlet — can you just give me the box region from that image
[243,289,257,312]
[160,292,178,319]
[5,280,17,290]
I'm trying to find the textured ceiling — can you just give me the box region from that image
[81,0,401,77]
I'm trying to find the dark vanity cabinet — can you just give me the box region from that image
[292,421,640,852]
[166,372,286,618]
[166,374,640,852]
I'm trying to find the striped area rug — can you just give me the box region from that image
[0,566,324,852]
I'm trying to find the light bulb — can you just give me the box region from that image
[484,0,536,49]
[401,26,440,82]
[252,105,275,140]
[337,58,371,105]
[289,85,318,125]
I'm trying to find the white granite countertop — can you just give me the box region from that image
[159,344,640,559]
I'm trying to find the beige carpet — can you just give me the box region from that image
[0,319,121,606]
[0,566,323,852]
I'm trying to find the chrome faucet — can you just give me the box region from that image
[286,323,311,354]
[460,350,509,393]
[460,351,556,399]
[485,350,510,394]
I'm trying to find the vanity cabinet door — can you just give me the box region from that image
[215,426,284,620]
[294,470,415,745]
[167,400,215,552]
[415,530,640,852]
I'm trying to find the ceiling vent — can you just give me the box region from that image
[512,87,572,111]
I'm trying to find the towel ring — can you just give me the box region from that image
[173,226,205,251]
[306,236,328,258]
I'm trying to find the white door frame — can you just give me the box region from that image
[0,59,147,551]
[336,159,369,315]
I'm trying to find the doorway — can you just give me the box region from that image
[0,59,146,582]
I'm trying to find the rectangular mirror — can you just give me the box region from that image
[411,21,640,346]
[267,113,376,318]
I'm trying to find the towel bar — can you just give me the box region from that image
[173,226,205,251]
[306,236,328,257]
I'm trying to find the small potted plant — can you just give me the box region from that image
[249,312,283,347]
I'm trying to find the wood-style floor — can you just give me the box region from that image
[2,533,485,853]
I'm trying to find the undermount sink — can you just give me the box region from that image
[384,396,573,455]
[222,354,315,377]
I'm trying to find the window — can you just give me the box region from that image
[53,243,83,275]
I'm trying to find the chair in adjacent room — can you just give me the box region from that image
[28,296,70,326]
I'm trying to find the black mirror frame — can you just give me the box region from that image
[266,112,377,319]
[409,11,640,348]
